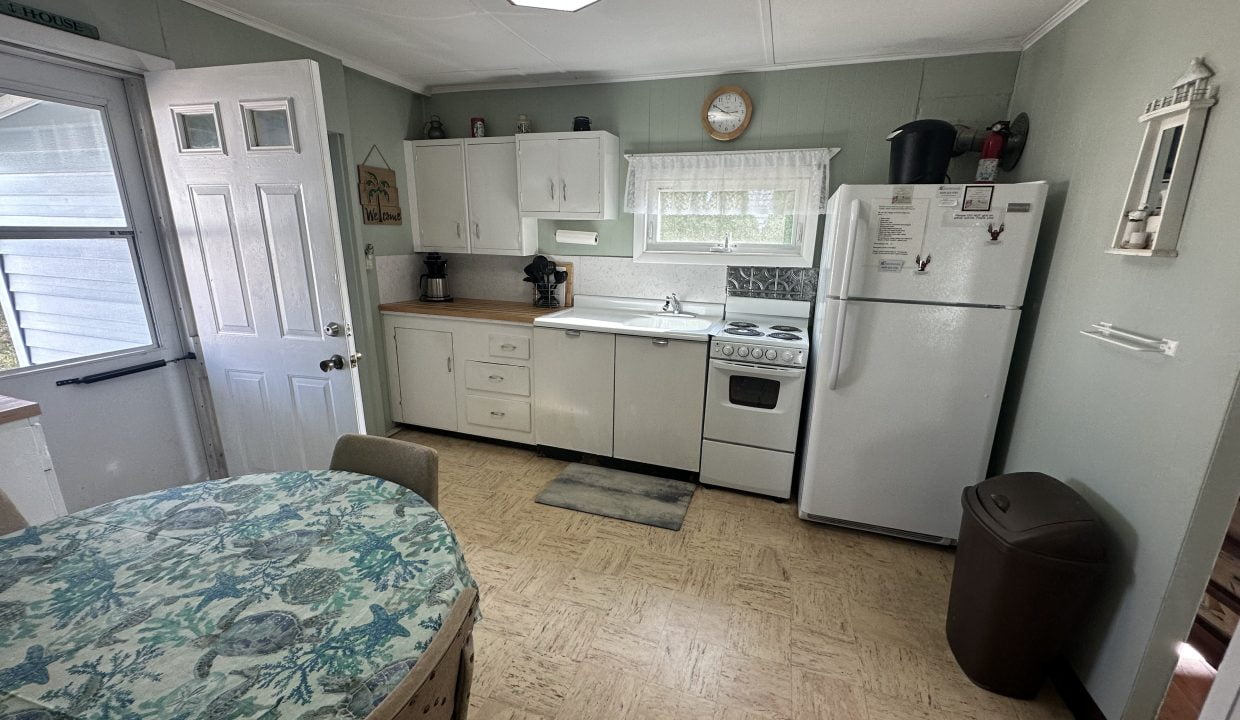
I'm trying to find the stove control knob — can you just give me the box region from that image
[736,346,749,358]
[764,348,778,361]
[782,350,795,363]
[721,345,734,356]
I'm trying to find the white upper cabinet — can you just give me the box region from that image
[409,141,469,252]
[465,140,523,253]
[406,137,534,255]
[516,131,619,220]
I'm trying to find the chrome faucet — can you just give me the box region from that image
[663,293,684,314]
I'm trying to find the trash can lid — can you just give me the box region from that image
[968,472,1107,562]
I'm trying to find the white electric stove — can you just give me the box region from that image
[701,297,812,499]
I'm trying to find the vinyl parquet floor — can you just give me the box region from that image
[394,428,1073,720]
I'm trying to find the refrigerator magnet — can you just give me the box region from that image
[937,185,962,207]
[961,185,995,212]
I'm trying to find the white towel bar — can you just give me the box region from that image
[1079,322,1178,357]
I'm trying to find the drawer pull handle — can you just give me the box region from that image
[500,343,517,351]
[652,338,669,346]
[488,375,503,382]
[565,330,581,337]
[490,411,506,417]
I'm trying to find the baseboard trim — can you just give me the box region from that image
[1050,659,1107,720]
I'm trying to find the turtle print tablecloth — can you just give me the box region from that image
[0,471,476,719]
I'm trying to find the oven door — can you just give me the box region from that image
[704,359,806,452]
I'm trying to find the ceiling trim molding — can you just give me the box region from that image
[178,0,428,94]
[1021,0,1091,49]
[427,41,1025,94]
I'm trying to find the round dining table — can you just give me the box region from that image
[0,470,476,719]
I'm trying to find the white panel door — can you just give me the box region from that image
[393,327,457,431]
[412,142,469,252]
[146,60,363,474]
[825,184,1047,307]
[614,335,706,471]
[465,140,520,253]
[799,299,1020,541]
[533,327,614,455]
[517,138,559,213]
[557,137,602,215]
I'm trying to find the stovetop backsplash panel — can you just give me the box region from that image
[726,266,817,302]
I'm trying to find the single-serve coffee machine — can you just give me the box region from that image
[419,252,452,302]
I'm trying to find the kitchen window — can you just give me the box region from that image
[626,148,836,267]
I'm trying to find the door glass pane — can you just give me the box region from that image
[0,93,127,227]
[178,111,220,150]
[0,236,153,371]
[245,104,293,149]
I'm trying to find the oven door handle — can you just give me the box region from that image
[828,198,862,391]
[711,359,805,378]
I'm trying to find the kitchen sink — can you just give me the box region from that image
[625,315,715,331]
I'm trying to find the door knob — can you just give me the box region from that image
[319,354,345,372]
[323,322,342,337]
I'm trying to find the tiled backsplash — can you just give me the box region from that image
[376,253,818,306]
[726,266,818,301]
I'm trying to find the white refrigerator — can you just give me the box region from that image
[797,182,1049,544]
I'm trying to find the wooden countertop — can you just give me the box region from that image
[378,298,562,325]
[0,395,41,425]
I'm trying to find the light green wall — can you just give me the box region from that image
[21,0,408,437]
[342,67,423,433]
[996,0,1240,716]
[424,53,1020,256]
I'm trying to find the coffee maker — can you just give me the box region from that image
[419,252,452,302]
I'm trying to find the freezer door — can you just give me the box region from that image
[823,183,1048,307]
[798,298,1020,542]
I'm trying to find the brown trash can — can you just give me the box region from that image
[946,472,1107,698]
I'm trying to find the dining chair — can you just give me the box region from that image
[0,490,27,536]
[329,434,439,508]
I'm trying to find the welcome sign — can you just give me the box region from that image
[356,165,402,225]
[1,2,100,39]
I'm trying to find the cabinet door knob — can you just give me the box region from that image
[474,222,480,239]
[561,179,567,202]
[548,178,555,200]
[455,222,462,238]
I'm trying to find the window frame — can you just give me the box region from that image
[632,174,819,267]
[0,89,162,377]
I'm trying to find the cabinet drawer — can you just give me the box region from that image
[464,361,530,397]
[488,334,530,360]
[465,395,531,432]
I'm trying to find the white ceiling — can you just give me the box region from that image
[184,0,1084,94]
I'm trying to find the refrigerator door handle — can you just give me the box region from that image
[828,199,862,390]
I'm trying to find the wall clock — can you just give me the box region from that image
[701,85,753,141]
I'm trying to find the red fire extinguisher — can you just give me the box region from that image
[975,122,1008,183]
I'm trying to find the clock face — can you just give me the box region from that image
[702,86,752,141]
[708,92,747,133]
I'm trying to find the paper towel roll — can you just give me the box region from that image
[555,229,598,245]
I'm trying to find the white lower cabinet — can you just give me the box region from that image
[391,327,457,431]
[613,335,707,471]
[386,312,709,469]
[385,314,536,444]
[532,328,615,456]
